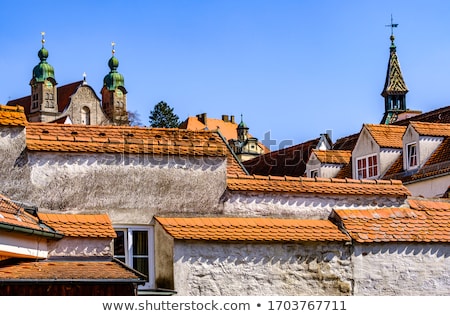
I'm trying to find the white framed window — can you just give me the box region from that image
[356,154,378,179]
[407,143,418,169]
[113,226,154,290]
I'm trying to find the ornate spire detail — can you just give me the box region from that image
[32,31,56,83]
[381,16,408,124]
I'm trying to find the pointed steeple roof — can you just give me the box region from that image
[381,31,408,97]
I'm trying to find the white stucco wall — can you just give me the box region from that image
[172,241,353,296]
[47,237,112,257]
[222,191,407,219]
[405,174,450,198]
[352,243,450,296]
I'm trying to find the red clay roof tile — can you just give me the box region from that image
[333,201,450,242]
[25,123,228,157]
[0,105,28,127]
[226,174,410,197]
[364,124,406,148]
[155,216,350,242]
[0,194,54,234]
[0,259,144,282]
[38,213,116,238]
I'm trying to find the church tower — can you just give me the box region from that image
[101,42,128,125]
[29,32,59,122]
[228,114,264,162]
[380,17,408,124]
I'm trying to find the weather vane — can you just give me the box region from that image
[111,41,116,55]
[385,14,398,36]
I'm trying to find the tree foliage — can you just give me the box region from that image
[149,101,180,128]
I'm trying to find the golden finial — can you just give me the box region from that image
[41,31,46,47]
[111,41,116,55]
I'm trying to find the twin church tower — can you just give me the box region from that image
[8,33,128,125]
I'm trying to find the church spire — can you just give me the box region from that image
[381,15,408,124]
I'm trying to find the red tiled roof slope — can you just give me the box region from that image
[333,201,450,242]
[312,149,352,164]
[155,217,350,242]
[0,105,28,126]
[227,174,411,197]
[38,213,116,238]
[365,124,406,148]
[0,194,51,234]
[0,259,144,281]
[26,123,228,157]
[410,122,450,137]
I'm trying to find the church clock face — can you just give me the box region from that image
[116,90,123,97]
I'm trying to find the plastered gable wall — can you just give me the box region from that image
[403,126,443,168]
[351,243,450,296]
[351,128,380,178]
[172,241,353,296]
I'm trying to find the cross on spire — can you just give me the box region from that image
[385,14,398,36]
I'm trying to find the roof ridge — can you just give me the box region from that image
[227,174,404,186]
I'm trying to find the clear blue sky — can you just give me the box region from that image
[1,0,450,149]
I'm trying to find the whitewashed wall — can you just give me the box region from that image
[352,243,450,296]
[172,241,353,296]
[222,191,407,219]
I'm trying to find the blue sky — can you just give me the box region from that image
[1,0,450,149]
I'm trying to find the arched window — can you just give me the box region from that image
[81,106,91,125]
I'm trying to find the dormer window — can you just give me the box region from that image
[407,143,418,169]
[356,154,378,179]
[310,169,318,178]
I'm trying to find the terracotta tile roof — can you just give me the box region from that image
[312,149,352,164]
[0,258,145,282]
[0,105,28,126]
[407,198,450,211]
[227,174,411,197]
[332,203,450,242]
[26,123,228,157]
[0,194,54,234]
[383,138,450,183]
[364,124,406,148]
[7,81,83,116]
[243,138,320,177]
[410,121,450,137]
[38,213,116,238]
[155,216,350,242]
[393,105,450,125]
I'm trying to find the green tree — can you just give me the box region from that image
[149,101,180,128]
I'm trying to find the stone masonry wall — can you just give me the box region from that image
[173,241,353,296]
